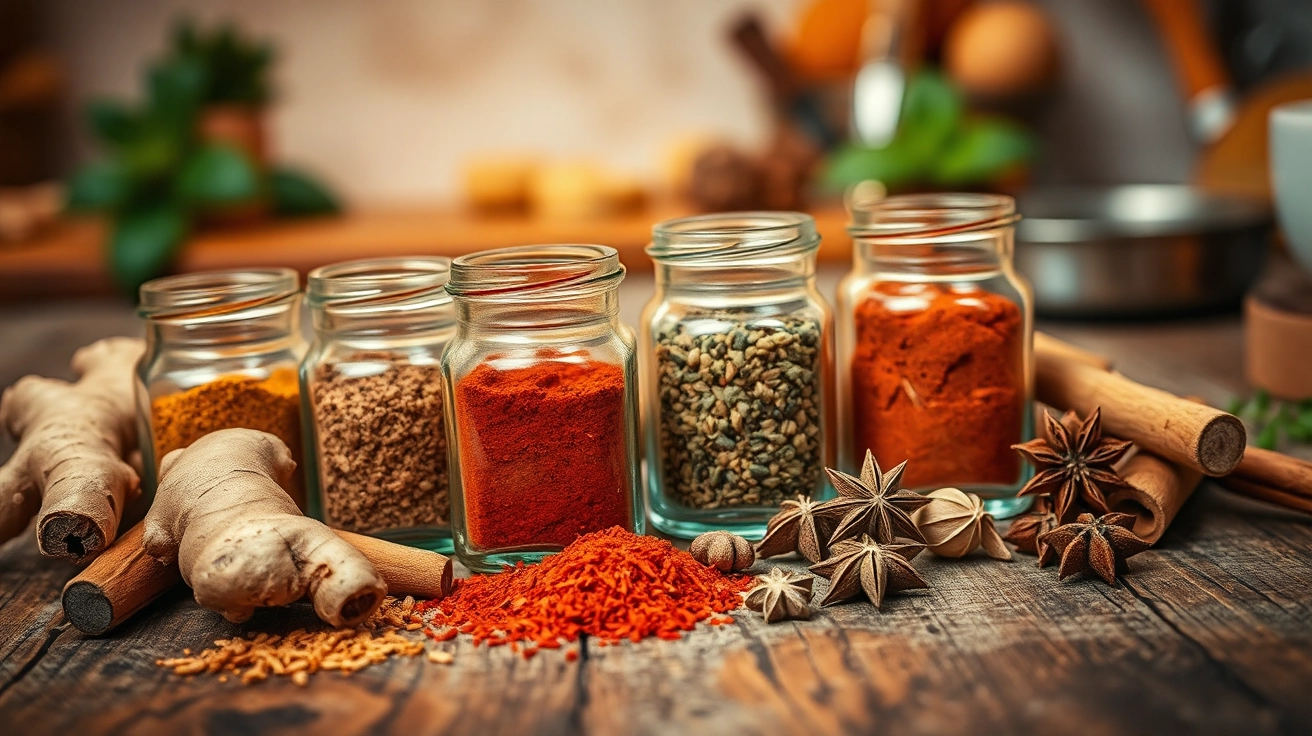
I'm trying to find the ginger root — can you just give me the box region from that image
[142,428,386,627]
[0,337,143,561]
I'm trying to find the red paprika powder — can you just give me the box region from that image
[851,281,1024,489]
[420,526,751,654]
[454,357,632,549]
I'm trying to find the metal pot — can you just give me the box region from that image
[1015,185,1272,318]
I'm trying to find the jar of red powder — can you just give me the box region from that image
[838,193,1034,518]
[443,245,642,572]
[302,257,456,552]
[642,212,835,540]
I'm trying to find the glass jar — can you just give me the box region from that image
[137,268,306,506]
[838,193,1034,518]
[642,212,835,539]
[301,257,455,552]
[443,244,642,572]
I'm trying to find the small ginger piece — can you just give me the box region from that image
[0,337,143,561]
[142,428,386,627]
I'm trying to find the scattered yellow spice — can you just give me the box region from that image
[156,596,432,686]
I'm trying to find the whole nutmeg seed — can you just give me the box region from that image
[911,487,1011,561]
[689,531,755,572]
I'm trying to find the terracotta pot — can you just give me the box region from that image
[197,104,269,227]
[1245,270,1312,399]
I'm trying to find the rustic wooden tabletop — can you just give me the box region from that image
[2,279,1310,736]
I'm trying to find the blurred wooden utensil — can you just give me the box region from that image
[1141,0,1312,200]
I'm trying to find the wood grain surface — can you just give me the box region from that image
[3,299,1311,736]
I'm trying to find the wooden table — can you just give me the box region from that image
[2,294,1311,736]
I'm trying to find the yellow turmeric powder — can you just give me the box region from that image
[150,368,304,506]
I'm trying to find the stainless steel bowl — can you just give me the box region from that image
[1015,185,1272,318]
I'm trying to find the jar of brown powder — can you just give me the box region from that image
[301,258,455,552]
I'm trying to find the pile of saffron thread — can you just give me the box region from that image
[420,527,753,658]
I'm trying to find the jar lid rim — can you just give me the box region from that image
[308,257,453,309]
[848,193,1018,239]
[448,244,623,299]
[648,211,819,263]
[138,268,299,318]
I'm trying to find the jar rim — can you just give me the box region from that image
[308,257,452,310]
[138,268,299,319]
[648,211,819,263]
[848,193,1019,240]
[448,244,624,299]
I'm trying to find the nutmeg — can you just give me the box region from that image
[911,487,1012,561]
[689,531,755,572]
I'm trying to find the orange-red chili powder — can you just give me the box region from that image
[420,527,752,652]
[851,281,1024,489]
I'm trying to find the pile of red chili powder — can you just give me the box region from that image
[421,527,753,657]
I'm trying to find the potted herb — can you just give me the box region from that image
[66,19,339,292]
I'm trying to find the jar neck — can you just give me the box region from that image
[456,289,621,332]
[655,253,817,294]
[146,298,301,355]
[854,229,1014,277]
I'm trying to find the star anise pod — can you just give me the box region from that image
[756,495,831,563]
[1012,408,1133,523]
[819,451,931,545]
[1037,512,1150,585]
[742,567,814,623]
[1003,497,1062,567]
[809,535,928,609]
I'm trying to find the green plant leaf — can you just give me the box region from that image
[896,70,962,163]
[269,166,341,217]
[66,161,132,212]
[176,144,260,205]
[933,119,1034,185]
[1226,396,1246,415]
[1254,389,1271,415]
[820,143,925,191]
[147,57,207,137]
[109,204,189,292]
[1256,422,1280,450]
[86,101,140,147]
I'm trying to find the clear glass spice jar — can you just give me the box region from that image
[837,193,1034,518]
[301,257,456,552]
[137,268,306,505]
[443,244,643,572]
[642,212,835,539]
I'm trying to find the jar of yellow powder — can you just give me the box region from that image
[137,269,308,507]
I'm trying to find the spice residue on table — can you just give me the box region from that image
[454,357,633,549]
[422,526,751,655]
[851,282,1024,489]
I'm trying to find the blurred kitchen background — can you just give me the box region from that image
[2,0,1312,316]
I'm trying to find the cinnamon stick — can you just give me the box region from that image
[61,522,179,636]
[1229,445,1312,499]
[63,524,455,635]
[1035,332,1246,475]
[1107,452,1204,543]
[1217,474,1312,515]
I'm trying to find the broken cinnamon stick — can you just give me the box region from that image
[1107,452,1205,543]
[63,523,455,635]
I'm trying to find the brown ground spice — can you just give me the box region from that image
[310,359,449,533]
